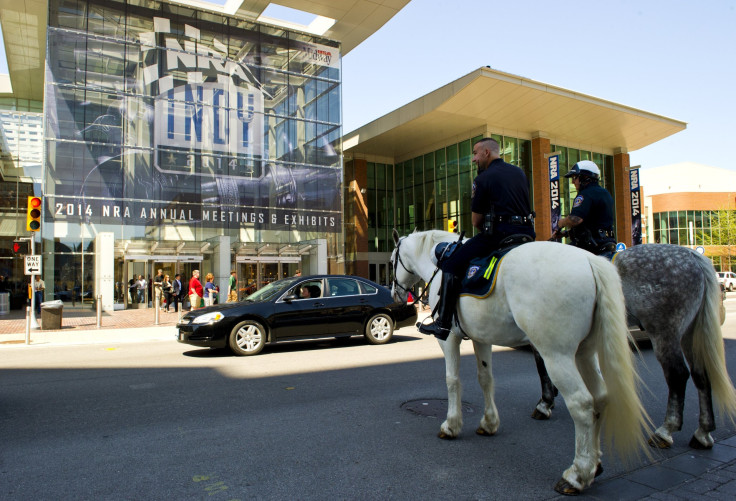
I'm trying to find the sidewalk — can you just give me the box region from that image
[0,305,179,346]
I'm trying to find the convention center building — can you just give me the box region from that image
[342,67,686,282]
[0,0,410,311]
[640,163,736,271]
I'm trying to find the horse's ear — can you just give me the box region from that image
[392,228,400,245]
[412,227,418,234]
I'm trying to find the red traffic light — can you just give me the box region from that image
[12,240,29,254]
[27,196,42,232]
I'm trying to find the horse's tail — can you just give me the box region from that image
[587,255,653,464]
[691,253,736,422]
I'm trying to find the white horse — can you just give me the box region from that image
[391,229,652,495]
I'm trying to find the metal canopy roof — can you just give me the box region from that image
[343,67,687,160]
[0,0,410,100]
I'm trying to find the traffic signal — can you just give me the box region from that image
[447,220,458,233]
[26,196,42,232]
[12,240,29,255]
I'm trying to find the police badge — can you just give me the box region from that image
[466,265,481,280]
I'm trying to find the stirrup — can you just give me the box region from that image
[416,319,451,341]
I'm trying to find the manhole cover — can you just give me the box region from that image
[401,398,478,418]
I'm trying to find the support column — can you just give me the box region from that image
[349,158,370,278]
[531,133,552,241]
[613,149,632,246]
[212,236,231,298]
[94,232,115,312]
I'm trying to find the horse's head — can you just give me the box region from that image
[390,229,422,303]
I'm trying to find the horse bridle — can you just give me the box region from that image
[392,236,439,307]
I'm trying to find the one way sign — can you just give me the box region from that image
[25,255,41,275]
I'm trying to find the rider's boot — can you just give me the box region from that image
[417,272,459,341]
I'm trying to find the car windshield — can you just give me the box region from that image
[245,277,298,302]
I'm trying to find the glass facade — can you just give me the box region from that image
[373,134,532,248]
[1,0,345,310]
[650,209,736,271]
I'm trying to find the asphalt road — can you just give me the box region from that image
[2,301,736,500]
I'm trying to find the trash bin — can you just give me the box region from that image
[0,292,9,316]
[41,300,64,330]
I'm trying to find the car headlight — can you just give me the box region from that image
[192,311,225,324]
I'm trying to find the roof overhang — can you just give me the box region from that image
[0,0,410,100]
[343,67,687,160]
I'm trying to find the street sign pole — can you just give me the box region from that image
[28,238,39,336]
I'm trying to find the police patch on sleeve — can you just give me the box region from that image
[472,181,477,199]
[573,195,584,208]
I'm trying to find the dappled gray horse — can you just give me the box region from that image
[532,244,736,450]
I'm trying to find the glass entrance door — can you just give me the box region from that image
[237,259,300,298]
[126,260,148,308]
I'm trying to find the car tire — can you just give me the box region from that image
[729,283,734,292]
[229,320,266,356]
[365,313,393,345]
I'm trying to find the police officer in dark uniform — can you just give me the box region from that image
[418,137,536,340]
[553,160,616,256]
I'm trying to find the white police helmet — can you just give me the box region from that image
[564,160,600,180]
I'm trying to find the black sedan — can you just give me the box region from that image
[176,275,418,356]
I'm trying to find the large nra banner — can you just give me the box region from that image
[44,9,342,232]
[630,167,642,245]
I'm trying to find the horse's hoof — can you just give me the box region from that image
[437,431,456,440]
[689,436,713,450]
[595,463,603,477]
[475,426,495,436]
[531,408,550,420]
[648,434,672,449]
[554,478,581,496]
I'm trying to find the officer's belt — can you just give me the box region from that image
[493,215,533,226]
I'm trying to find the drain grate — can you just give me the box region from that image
[401,398,478,418]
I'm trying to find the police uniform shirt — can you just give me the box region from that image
[569,182,615,236]
[471,158,531,218]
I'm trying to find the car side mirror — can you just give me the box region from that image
[283,294,298,302]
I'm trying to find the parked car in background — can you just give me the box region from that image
[717,272,736,291]
[177,275,418,356]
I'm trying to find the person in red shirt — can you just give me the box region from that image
[188,269,204,311]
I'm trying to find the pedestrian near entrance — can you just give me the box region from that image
[162,274,173,312]
[136,275,146,304]
[33,275,45,315]
[418,137,536,340]
[189,269,203,311]
[153,269,164,309]
[171,273,183,312]
[203,273,216,307]
[227,270,237,302]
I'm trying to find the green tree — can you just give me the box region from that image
[711,209,736,270]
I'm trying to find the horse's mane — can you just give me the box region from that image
[413,229,455,249]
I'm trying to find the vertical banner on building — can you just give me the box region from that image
[630,167,642,245]
[548,154,561,233]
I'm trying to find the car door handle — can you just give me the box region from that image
[313,302,325,307]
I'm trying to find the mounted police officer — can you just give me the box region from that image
[418,137,535,340]
[553,160,616,256]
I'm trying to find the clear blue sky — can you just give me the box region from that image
[342,0,736,171]
[1,0,733,170]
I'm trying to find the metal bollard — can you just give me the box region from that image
[25,306,31,345]
[154,294,160,325]
[178,302,182,323]
[96,295,102,328]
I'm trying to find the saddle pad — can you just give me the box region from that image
[459,247,514,299]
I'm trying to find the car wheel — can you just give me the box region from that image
[729,283,734,292]
[229,320,266,356]
[365,313,393,345]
